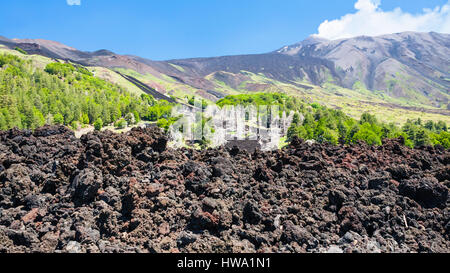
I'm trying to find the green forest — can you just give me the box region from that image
[0,53,173,131]
[217,93,450,149]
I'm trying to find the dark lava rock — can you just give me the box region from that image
[0,126,448,253]
[368,174,391,190]
[328,189,347,211]
[70,168,103,205]
[398,177,448,208]
[243,202,263,225]
[282,221,318,249]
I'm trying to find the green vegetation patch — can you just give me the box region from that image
[14,47,28,55]
[218,93,449,149]
[0,53,175,131]
[169,63,185,72]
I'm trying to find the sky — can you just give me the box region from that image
[0,0,449,60]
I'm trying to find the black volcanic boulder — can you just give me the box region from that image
[398,177,448,208]
[0,164,36,208]
[70,168,103,205]
[281,221,318,249]
[210,156,233,178]
[33,125,74,138]
[253,166,273,182]
[387,164,411,180]
[328,189,347,211]
[182,161,211,194]
[243,201,263,225]
[368,173,391,190]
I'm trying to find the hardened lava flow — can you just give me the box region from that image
[0,126,448,253]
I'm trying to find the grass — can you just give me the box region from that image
[114,67,211,102]
[88,66,144,95]
[204,70,450,125]
[168,63,185,72]
[0,47,53,69]
[383,72,450,108]
[79,66,450,127]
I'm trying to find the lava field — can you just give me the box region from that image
[0,126,448,253]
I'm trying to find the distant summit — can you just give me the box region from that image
[276,32,450,107]
[276,35,329,54]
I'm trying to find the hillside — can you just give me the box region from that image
[278,32,450,108]
[1,32,449,126]
[0,49,174,132]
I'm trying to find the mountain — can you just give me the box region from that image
[276,35,330,54]
[278,32,450,107]
[4,37,338,91]
[1,32,449,119]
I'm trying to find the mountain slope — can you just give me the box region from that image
[1,32,449,124]
[278,32,450,107]
[0,48,176,132]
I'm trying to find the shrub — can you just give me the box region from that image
[81,113,90,125]
[157,118,169,130]
[53,113,64,125]
[125,112,136,125]
[94,118,103,131]
[44,63,75,77]
[114,119,127,129]
[71,121,80,130]
[352,123,382,145]
[14,47,28,55]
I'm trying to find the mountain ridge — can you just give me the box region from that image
[1,32,449,110]
[277,32,450,106]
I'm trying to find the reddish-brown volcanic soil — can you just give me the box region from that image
[0,126,448,253]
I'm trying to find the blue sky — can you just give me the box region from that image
[0,0,449,60]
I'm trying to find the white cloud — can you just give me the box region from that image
[315,0,450,40]
[67,0,81,6]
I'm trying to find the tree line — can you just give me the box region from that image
[217,93,450,149]
[1,53,448,149]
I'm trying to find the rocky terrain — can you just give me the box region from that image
[0,126,448,253]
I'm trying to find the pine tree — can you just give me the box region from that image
[0,112,6,130]
[415,129,430,147]
[53,113,64,125]
[94,118,103,131]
